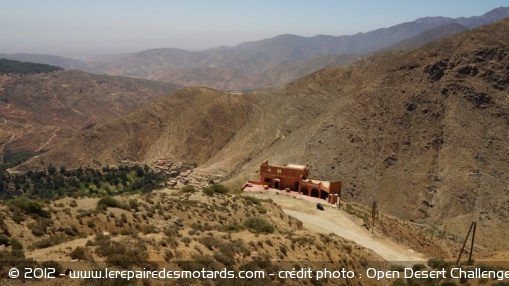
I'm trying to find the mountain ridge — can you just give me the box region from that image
[78,7,509,90]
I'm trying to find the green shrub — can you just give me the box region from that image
[97,196,123,209]
[29,236,66,250]
[213,251,233,267]
[210,184,229,194]
[7,198,49,218]
[412,263,426,271]
[243,196,261,205]
[390,264,405,272]
[10,238,23,250]
[0,234,9,246]
[181,237,191,246]
[200,236,221,250]
[243,217,274,234]
[10,209,24,223]
[279,245,288,256]
[392,278,406,286]
[223,223,245,232]
[70,247,87,260]
[128,199,139,211]
[164,250,173,261]
[41,261,63,276]
[95,235,150,269]
[0,215,9,234]
[180,185,196,193]
[202,184,229,196]
[62,226,77,236]
[28,218,52,237]
[476,262,498,272]
[202,188,214,196]
[428,257,445,269]
[256,205,267,214]
[342,244,352,253]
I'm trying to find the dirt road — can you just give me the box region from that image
[244,190,427,266]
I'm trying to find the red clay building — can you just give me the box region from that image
[246,160,341,204]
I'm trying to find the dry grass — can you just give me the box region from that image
[0,188,390,285]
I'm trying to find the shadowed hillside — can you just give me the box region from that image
[18,18,509,250]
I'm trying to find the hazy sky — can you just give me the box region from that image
[1,0,507,56]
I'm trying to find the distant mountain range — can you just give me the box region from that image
[2,7,509,91]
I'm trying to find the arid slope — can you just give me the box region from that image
[0,70,181,156]
[20,87,251,169]
[20,18,509,250]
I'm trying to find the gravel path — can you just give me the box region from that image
[244,188,427,266]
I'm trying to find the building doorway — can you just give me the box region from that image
[274,179,280,190]
[311,188,319,198]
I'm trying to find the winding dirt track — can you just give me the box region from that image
[35,126,60,152]
[244,189,427,266]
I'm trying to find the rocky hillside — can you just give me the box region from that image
[0,70,181,157]
[18,87,251,169]
[18,18,509,250]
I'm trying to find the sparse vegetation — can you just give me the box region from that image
[0,179,491,286]
[28,235,66,250]
[93,233,154,269]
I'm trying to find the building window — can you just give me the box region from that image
[277,168,282,173]
[266,166,271,172]
[265,178,271,183]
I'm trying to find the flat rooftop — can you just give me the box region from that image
[303,179,330,188]
[286,163,307,170]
